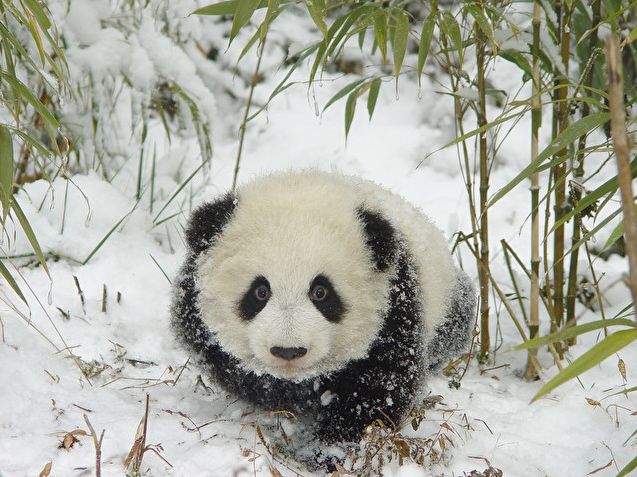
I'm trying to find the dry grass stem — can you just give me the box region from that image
[83,414,104,477]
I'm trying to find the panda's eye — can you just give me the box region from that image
[310,285,328,302]
[254,284,270,301]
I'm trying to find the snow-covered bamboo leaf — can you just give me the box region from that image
[531,330,637,403]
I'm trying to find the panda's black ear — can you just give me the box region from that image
[185,193,237,255]
[357,207,398,272]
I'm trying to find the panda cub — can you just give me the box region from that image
[171,170,475,465]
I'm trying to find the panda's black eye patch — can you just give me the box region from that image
[239,276,270,321]
[309,275,344,323]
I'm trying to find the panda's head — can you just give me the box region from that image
[188,172,399,382]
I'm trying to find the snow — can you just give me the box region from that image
[1,1,636,477]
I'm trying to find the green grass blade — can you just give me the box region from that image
[83,201,139,265]
[0,258,28,305]
[617,453,637,477]
[532,330,637,402]
[153,160,210,224]
[0,126,13,221]
[150,254,172,285]
[10,198,50,278]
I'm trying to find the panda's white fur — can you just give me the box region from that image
[171,169,475,468]
[195,171,456,380]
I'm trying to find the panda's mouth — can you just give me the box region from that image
[262,359,318,381]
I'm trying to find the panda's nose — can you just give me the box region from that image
[270,346,307,360]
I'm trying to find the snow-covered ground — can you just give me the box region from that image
[1,1,636,476]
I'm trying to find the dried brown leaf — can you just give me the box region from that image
[586,460,612,474]
[585,398,601,407]
[39,462,52,477]
[618,358,627,382]
[269,466,283,477]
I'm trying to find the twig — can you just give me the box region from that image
[83,414,105,477]
[606,35,637,324]
[232,36,267,191]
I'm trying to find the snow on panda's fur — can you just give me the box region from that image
[171,170,475,463]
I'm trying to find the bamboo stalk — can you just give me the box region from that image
[526,0,541,381]
[606,35,637,323]
[476,19,490,361]
[565,0,601,343]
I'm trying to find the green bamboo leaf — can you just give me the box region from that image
[345,89,358,140]
[390,10,409,83]
[25,12,46,66]
[10,199,50,278]
[417,9,436,87]
[0,127,13,221]
[532,330,637,402]
[0,259,27,305]
[500,49,532,77]
[488,112,609,208]
[229,0,263,45]
[549,157,637,234]
[617,454,637,477]
[323,78,368,113]
[602,206,637,251]
[193,0,267,16]
[260,0,281,42]
[512,318,636,351]
[22,0,52,30]
[306,0,327,41]
[440,10,462,68]
[0,72,59,129]
[373,10,388,65]
[367,77,382,120]
[466,3,496,52]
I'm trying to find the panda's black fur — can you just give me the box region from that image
[171,172,475,468]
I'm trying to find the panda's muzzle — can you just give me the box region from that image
[270,346,308,360]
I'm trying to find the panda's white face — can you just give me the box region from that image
[195,173,392,381]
